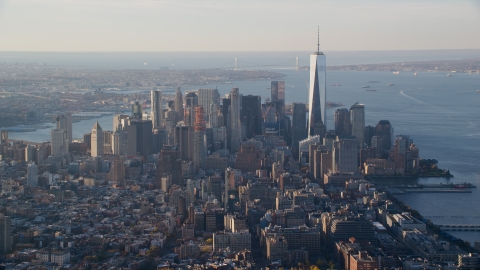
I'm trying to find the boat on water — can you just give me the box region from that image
[388,83,394,86]
[361,86,370,88]
[414,73,418,76]
[331,84,341,86]
[393,71,400,74]
[476,90,480,92]
[447,74,452,77]
[366,89,376,92]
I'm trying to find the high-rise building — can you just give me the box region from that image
[221,98,231,127]
[184,92,199,126]
[334,108,351,137]
[151,90,163,129]
[375,120,394,154]
[197,89,220,121]
[113,114,129,132]
[193,106,207,173]
[131,101,142,119]
[126,120,153,158]
[0,130,8,144]
[271,81,286,119]
[50,129,69,156]
[56,113,72,144]
[109,156,125,186]
[241,95,262,138]
[174,87,184,122]
[175,125,194,161]
[291,103,307,159]
[308,34,327,136]
[27,162,38,187]
[25,145,37,163]
[91,121,104,157]
[157,146,183,186]
[0,214,12,256]
[350,102,365,148]
[333,136,358,173]
[229,88,242,152]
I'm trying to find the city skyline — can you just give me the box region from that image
[1,0,480,51]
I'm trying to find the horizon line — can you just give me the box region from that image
[2,48,480,53]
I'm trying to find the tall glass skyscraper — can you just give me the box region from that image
[308,37,326,137]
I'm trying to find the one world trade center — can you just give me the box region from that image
[307,31,326,137]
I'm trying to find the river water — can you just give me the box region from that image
[4,51,480,243]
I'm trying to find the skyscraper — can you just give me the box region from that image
[126,120,153,158]
[50,129,68,156]
[333,136,358,173]
[132,101,142,119]
[175,125,194,161]
[197,89,220,121]
[56,113,72,144]
[308,32,327,136]
[291,103,307,159]
[175,87,184,122]
[151,90,163,129]
[349,102,365,148]
[271,81,286,119]
[185,92,199,126]
[229,88,242,152]
[27,162,38,187]
[193,106,207,173]
[375,120,394,154]
[91,121,104,157]
[0,214,12,256]
[241,95,262,138]
[334,108,351,137]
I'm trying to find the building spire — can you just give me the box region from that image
[317,26,320,54]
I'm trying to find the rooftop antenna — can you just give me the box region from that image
[317,26,320,54]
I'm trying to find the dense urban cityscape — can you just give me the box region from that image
[0,40,479,270]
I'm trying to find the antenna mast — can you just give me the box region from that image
[317,26,320,54]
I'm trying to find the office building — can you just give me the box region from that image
[175,125,194,161]
[330,217,377,245]
[350,102,365,148]
[271,81,286,119]
[308,34,327,136]
[174,87,184,122]
[109,156,125,186]
[131,101,142,119]
[157,146,183,186]
[184,92,198,126]
[0,130,7,144]
[334,108,351,137]
[375,120,394,155]
[25,145,37,163]
[56,113,72,144]
[193,106,207,172]
[151,90,163,129]
[213,230,251,253]
[27,162,38,187]
[113,114,129,132]
[229,88,242,152]
[241,95,262,138]
[91,121,104,157]
[266,236,288,262]
[50,129,69,156]
[291,103,307,159]
[197,88,220,121]
[0,214,12,256]
[333,136,358,173]
[126,120,153,158]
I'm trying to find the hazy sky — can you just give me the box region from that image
[1,0,480,51]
